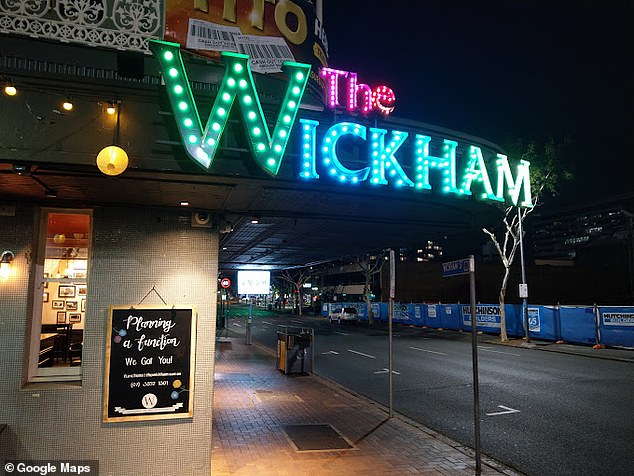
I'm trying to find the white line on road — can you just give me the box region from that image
[409,346,447,356]
[347,349,376,359]
[290,320,303,324]
[321,350,340,355]
[477,346,520,357]
[334,331,349,336]
[262,321,272,325]
[232,323,242,327]
[373,368,401,375]
[486,405,521,416]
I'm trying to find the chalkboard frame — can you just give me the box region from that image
[103,305,197,423]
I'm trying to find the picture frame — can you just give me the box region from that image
[81,299,86,312]
[52,300,65,310]
[58,285,76,298]
[43,292,49,303]
[57,311,67,324]
[43,272,49,288]
[68,313,81,323]
[78,286,87,296]
[66,300,78,311]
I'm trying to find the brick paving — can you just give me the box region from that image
[211,338,517,476]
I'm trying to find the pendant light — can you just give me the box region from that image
[97,101,128,176]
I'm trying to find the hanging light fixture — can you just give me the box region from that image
[0,250,15,280]
[97,100,128,176]
[62,97,74,111]
[106,102,116,115]
[3,84,17,96]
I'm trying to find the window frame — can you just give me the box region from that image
[26,207,93,383]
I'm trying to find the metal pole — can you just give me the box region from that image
[517,207,530,342]
[246,295,253,345]
[469,255,482,475]
[388,249,395,418]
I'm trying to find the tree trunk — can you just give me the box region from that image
[499,266,510,342]
[297,285,302,316]
[363,277,374,325]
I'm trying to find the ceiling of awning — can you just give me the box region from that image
[0,162,502,270]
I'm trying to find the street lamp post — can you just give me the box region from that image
[517,207,530,342]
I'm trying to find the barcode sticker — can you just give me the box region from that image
[234,35,295,73]
[186,18,240,52]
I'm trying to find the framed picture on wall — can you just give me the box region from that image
[43,273,49,288]
[81,299,86,312]
[78,286,87,296]
[52,300,64,310]
[57,311,67,324]
[69,313,81,323]
[58,285,76,298]
[43,292,49,303]
[66,301,78,311]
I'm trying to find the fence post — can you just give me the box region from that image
[593,303,602,347]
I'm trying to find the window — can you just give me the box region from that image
[27,209,92,382]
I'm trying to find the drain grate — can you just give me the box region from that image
[282,424,354,452]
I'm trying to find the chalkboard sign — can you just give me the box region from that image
[103,306,197,422]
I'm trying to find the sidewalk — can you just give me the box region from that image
[211,337,518,476]
[480,335,634,363]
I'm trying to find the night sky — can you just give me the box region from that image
[323,1,634,204]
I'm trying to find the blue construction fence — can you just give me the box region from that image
[322,302,634,347]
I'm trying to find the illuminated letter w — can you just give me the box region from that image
[149,39,311,175]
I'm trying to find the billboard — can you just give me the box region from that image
[237,270,271,295]
[165,0,328,78]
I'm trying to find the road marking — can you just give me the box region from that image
[291,319,303,324]
[232,323,242,327]
[373,368,401,375]
[486,405,520,416]
[409,346,447,356]
[347,349,376,359]
[262,321,272,325]
[334,331,349,336]
[321,350,340,355]
[477,346,520,357]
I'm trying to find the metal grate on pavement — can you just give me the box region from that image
[282,424,356,452]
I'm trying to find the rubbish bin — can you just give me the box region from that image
[276,326,313,375]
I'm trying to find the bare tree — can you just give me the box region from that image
[483,206,534,341]
[279,269,311,316]
[357,253,384,325]
[483,138,572,342]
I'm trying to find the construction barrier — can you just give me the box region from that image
[322,302,634,347]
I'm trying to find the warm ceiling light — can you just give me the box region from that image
[96,145,129,176]
[0,250,15,280]
[106,103,116,115]
[97,101,128,176]
[4,85,17,96]
[180,201,190,206]
[62,99,73,111]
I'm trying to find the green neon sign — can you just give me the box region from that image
[149,39,310,175]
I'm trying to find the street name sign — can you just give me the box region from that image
[442,258,472,277]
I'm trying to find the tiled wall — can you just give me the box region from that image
[0,203,218,475]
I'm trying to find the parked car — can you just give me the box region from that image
[329,307,359,324]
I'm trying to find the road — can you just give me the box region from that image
[224,308,634,476]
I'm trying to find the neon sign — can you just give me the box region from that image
[149,40,532,208]
[148,40,310,174]
[298,120,532,207]
[320,67,396,115]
